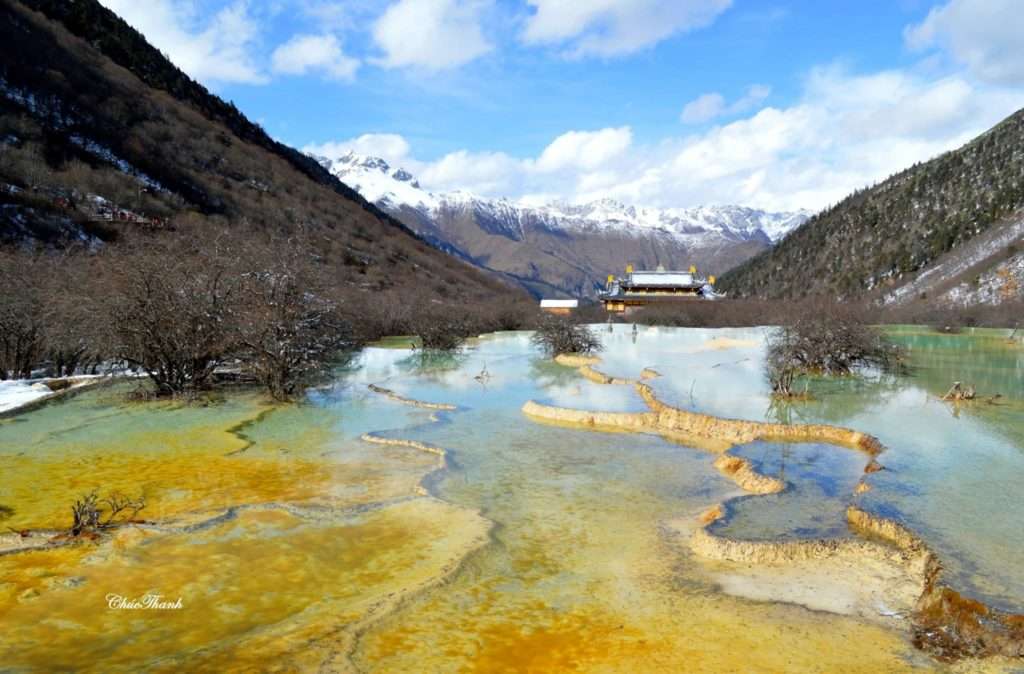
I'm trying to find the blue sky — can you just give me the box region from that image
[99,0,1024,212]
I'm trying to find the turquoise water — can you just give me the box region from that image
[1,325,1021,671]
[586,325,1024,612]
[355,325,1024,611]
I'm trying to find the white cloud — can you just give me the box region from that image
[304,133,413,167]
[521,0,732,58]
[419,150,524,194]
[535,127,633,172]
[312,61,1024,214]
[905,0,1024,86]
[98,0,267,85]
[680,93,726,124]
[372,0,493,70]
[681,85,770,123]
[271,34,359,81]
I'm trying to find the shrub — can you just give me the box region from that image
[765,301,904,397]
[103,240,239,396]
[414,314,473,352]
[404,301,479,352]
[0,251,45,379]
[532,317,601,357]
[234,245,358,400]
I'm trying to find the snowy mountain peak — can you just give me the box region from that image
[338,151,391,173]
[314,151,810,245]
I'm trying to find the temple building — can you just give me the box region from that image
[599,264,717,314]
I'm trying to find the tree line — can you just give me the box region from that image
[0,230,540,400]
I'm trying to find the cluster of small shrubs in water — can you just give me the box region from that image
[764,301,906,398]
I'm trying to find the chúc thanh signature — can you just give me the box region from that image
[106,594,183,610]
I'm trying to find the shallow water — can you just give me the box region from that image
[0,326,1021,671]
[710,441,866,542]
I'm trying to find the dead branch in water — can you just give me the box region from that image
[70,491,146,537]
[941,382,975,401]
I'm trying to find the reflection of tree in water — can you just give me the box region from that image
[887,329,1024,400]
[528,358,583,389]
[763,372,906,427]
[396,351,469,379]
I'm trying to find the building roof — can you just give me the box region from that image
[539,299,579,308]
[626,271,695,286]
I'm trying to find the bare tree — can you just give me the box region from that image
[766,300,904,397]
[0,250,46,379]
[234,240,357,400]
[39,249,108,376]
[532,316,601,357]
[102,237,239,396]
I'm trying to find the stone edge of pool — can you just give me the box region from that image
[523,356,1024,662]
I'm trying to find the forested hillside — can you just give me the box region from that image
[720,108,1024,300]
[0,0,516,307]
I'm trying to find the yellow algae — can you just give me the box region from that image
[0,499,490,674]
[640,367,661,380]
[359,432,449,497]
[356,472,927,674]
[0,393,442,532]
[553,353,602,367]
[685,336,760,352]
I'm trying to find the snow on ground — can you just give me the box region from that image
[0,375,115,415]
[0,380,54,413]
[944,252,1024,306]
[884,212,1024,305]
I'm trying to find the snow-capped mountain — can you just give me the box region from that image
[320,151,808,245]
[315,151,810,297]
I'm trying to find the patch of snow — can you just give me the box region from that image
[884,212,1024,305]
[0,374,119,415]
[943,252,1024,306]
[67,135,167,192]
[0,380,53,413]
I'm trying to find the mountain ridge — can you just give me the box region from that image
[0,0,518,311]
[720,106,1024,305]
[317,150,810,297]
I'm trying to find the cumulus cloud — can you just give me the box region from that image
[419,150,525,194]
[680,85,770,123]
[535,127,633,172]
[521,0,732,58]
[98,0,266,85]
[304,133,413,168]
[679,93,726,124]
[372,0,493,70]
[309,62,1024,214]
[905,0,1024,86]
[271,35,358,80]
[271,34,359,81]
